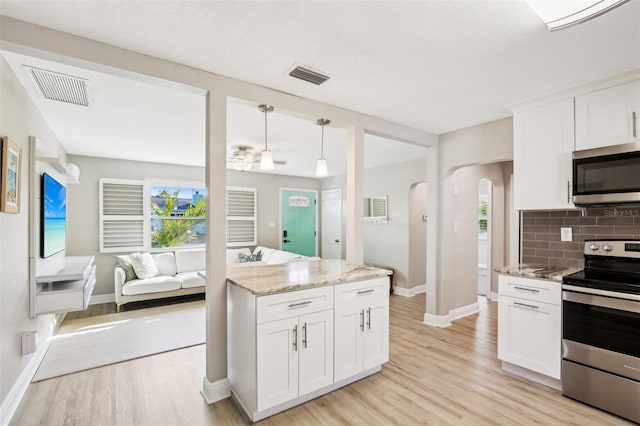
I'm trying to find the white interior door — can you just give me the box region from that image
[321,189,342,259]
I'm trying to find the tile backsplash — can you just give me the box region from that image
[521,207,640,269]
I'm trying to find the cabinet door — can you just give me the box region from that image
[362,302,389,371]
[257,316,299,411]
[298,310,334,396]
[334,305,364,382]
[498,295,561,379]
[575,80,640,150]
[513,99,575,210]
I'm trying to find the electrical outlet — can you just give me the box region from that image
[561,227,572,242]
[453,221,458,233]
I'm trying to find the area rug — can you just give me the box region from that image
[33,300,205,381]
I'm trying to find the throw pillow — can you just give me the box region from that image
[236,250,262,263]
[129,252,159,279]
[115,254,138,282]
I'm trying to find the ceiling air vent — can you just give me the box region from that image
[288,66,330,85]
[24,66,89,106]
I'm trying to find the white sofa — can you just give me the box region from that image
[114,246,317,309]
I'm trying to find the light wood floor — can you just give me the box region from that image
[11,295,633,425]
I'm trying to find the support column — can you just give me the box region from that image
[202,91,230,403]
[346,126,364,264]
[425,146,439,317]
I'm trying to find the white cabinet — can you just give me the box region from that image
[334,277,389,382]
[256,309,333,411]
[35,256,96,315]
[497,275,561,382]
[513,98,575,210]
[227,275,389,422]
[575,80,640,151]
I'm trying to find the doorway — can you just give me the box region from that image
[280,188,318,256]
[477,179,492,297]
[321,189,342,259]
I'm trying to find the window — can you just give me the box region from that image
[150,186,206,249]
[99,179,257,252]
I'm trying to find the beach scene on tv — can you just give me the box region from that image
[42,173,66,257]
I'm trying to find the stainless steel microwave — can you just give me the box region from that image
[573,141,640,206]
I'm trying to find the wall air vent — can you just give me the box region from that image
[24,65,89,106]
[288,65,330,85]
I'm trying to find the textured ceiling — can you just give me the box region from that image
[1,1,638,135]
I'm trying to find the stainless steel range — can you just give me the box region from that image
[562,240,640,424]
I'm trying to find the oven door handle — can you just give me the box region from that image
[563,290,640,314]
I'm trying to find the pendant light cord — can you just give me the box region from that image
[264,109,268,151]
[320,123,325,159]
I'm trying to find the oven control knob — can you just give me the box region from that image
[589,243,599,251]
[603,244,613,252]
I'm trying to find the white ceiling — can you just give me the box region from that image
[1,1,639,173]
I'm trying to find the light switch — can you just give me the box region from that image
[561,227,572,242]
[268,221,275,229]
[21,331,37,355]
[453,221,458,233]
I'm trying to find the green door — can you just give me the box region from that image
[282,190,316,256]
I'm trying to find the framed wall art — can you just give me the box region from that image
[1,136,22,213]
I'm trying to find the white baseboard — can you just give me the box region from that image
[393,284,426,297]
[501,361,561,391]
[423,301,480,328]
[201,376,230,404]
[449,302,480,322]
[89,293,115,305]
[488,291,499,302]
[423,313,451,328]
[0,338,50,426]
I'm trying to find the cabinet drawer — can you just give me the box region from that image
[498,275,561,306]
[334,277,388,308]
[257,286,333,324]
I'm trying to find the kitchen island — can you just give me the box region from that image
[227,259,391,422]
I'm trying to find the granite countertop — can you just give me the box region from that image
[226,259,392,295]
[494,263,582,282]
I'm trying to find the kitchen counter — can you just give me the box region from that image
[494,263,581,282]
[226,258,392,295]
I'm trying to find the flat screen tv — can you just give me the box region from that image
[41,172,66,258]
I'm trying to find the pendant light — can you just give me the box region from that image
[315,118,330,177]
[259,104,274,170]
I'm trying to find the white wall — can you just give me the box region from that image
[1,15,437,396]
[66,155,205,296]
[436,117,513,316]
[66,155,321,297]
[227,170,320,251]
[0,56,65,417]
[322,156,428,289]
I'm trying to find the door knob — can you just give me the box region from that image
[334,239,340,243]
[284,239,291,243]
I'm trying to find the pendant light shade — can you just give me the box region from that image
[259,104,275,171]
[316,118,330,177]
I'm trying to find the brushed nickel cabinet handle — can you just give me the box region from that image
[567,180,571,204]
[293,325,298,351]
[633,111,637,138]
[360,309,365,332]
[288,300,312,308]
[367,307,371,330]
[513,301,539,310]
[513,286,540,293]
[302,322,307,349]
[357,289,374,295]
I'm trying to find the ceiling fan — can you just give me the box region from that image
[228,145,286,171]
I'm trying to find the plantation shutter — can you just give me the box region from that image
[371,197,387,217]
[227,187,256,247]
[99,178,146,252]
